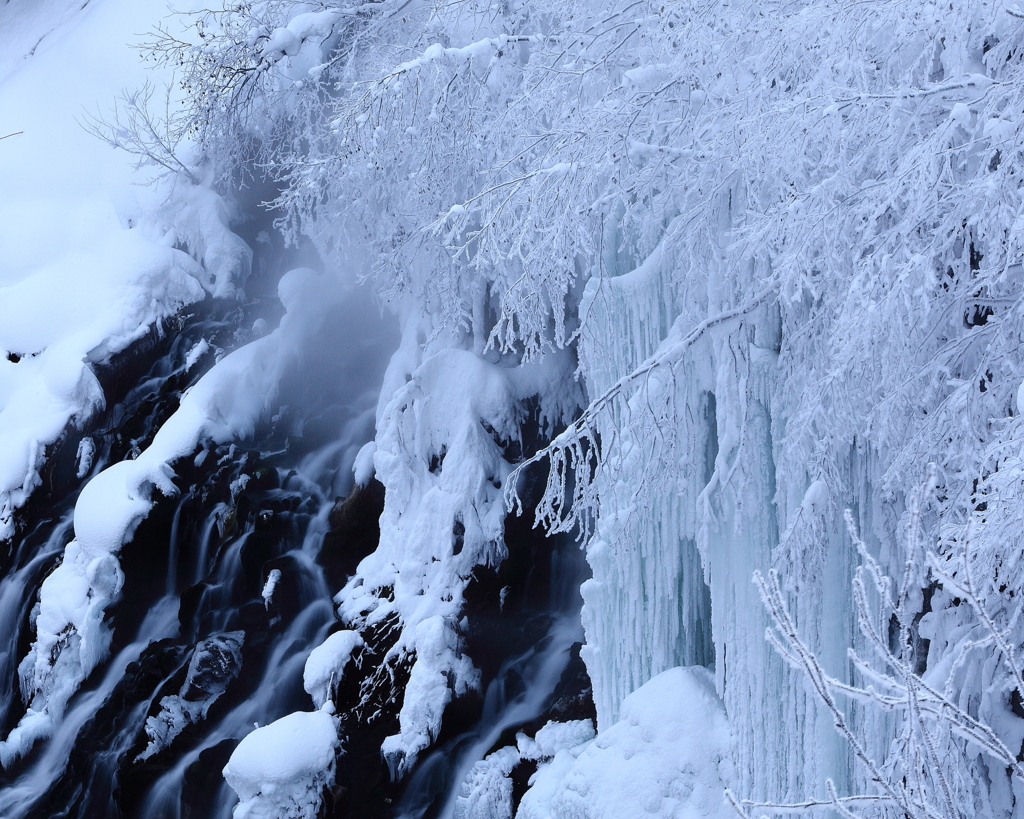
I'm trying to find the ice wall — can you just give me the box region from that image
[571,234,862,803]
[576,246,714,729]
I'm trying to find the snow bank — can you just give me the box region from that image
[1,269,345,766]
[223,709,339,819]
[517,667,733,819]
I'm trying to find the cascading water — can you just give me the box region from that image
[0,183,600,819]
[393,531,591,819]
[0,247,401,817]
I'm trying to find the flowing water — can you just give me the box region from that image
[0,260,591,818]
[394,534,588,819]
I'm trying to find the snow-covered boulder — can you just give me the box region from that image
[222,709,339,819]
[303,629,363,708]
[517,667,733,819]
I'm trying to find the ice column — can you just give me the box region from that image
[577,247,715,728]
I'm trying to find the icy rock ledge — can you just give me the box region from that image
[517,667,734,819]
[222,708,339,819]
[141,631,244,759]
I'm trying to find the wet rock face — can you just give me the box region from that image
[318,479,386,593]
[314,481,405,818]
[307,459,599,819]
[142,632,245,760]
[361,453,595,819]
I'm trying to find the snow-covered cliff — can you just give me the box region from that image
[3,1,1024,818]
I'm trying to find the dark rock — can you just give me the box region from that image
[318,478,386,592]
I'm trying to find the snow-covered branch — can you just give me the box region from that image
[750,475,1024,819]
[507,285,776,536]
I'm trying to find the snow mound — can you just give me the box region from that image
[261,569,282,609]
[517,667,733,819]
[223,709,339,819]
[352,440,375,486]
[303,629,363,708]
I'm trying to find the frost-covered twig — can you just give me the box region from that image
[727,786,892,817]
[752,471,1024,818]
[80,81,199,184]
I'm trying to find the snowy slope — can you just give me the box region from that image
[0,0,246,541]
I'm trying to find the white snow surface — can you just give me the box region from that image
[74,436,96,480]
[185,338,211,372]
[517,668,733,819]
[352,440,376,486]
[0,0,250,542]
[222,708,339,819]
[1,268,347,766]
